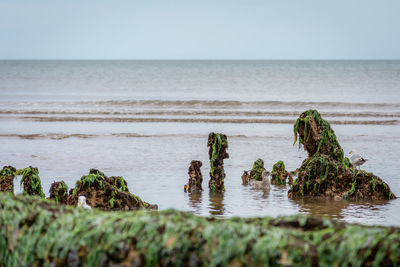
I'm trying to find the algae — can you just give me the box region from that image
[271,160,288,185]
[207,132,229,192]
[293,109,347,163]
[242,159,270,189]
[251,158,265,181]
[18,166,45,198]
[1,193,400,266]
[290,110,396,200]
[49,181,69,204]
[67,169,156,210]
[0,166,16,193]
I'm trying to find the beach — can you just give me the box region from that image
[0,60,399,225]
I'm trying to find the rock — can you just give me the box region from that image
[207,132,229,192]
[184,160,203,193]
[271,160,289,185]
[0,166,16,193]
[289,110,396,200]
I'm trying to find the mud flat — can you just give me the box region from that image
[1,193,400,266]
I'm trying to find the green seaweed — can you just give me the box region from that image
[0,166,16,193]
[251,158,264,181]
[293,110,348,166]
[2,193,399,266]
[207,133,228,192]
[344,180,357,200]
[18,167,45,198]
[0,166,16,177]
[271,160,287,185]
[54,181,68,203]
[208,132,228,176]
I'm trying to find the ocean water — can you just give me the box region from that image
[0,60,399,226]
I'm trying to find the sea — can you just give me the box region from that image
[0,60,399,226]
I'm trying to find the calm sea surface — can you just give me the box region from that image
[0,60,399,226]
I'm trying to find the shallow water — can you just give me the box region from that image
[0,60,399,226]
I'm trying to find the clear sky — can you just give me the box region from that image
[1,0,400,60]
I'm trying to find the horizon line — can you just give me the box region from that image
[0,58,399,61]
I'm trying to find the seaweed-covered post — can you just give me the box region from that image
[49,181,69,204]
[0,166,16,193]
[18,167,45,198]
[207,132,229,192]
[184,160,203,193]
[271,160,289,185]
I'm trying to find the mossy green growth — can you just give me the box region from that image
[1,193,400,266]
[54,181,68,203]
[208,132,228,176]
[19,167,45,198]
[293,110,349,167]
[0,166,16,193]
[251,158,264,181]
[0,166,16,177]
[74,173,105,196]
[271,160,287,185]
[111,176,127,191]
[288,154,396,200]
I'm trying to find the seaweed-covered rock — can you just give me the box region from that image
[49,181,69,204]
[2,193,400,266]
[271,160,289,185]
[288,154,396,200]
[18,166,45,198]
[67,169,156,210]
[289,110,396,200]
[0,166,16,193]
[184,160,203,193]
[207,132,229,192]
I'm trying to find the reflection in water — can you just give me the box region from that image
[209,192,225,217]
[293,198,350,220]
[187,192,202,215]
[293,198,393,222]
[249,186,270,200]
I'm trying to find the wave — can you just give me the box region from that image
[75,99,400,109]
[15,116,399,125]
[3,99,400,109]
[0,133,270,140]
[1,110,399,118]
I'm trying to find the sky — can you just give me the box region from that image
[1,0,400,60]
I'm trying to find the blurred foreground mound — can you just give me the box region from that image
[1,193,400,266]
